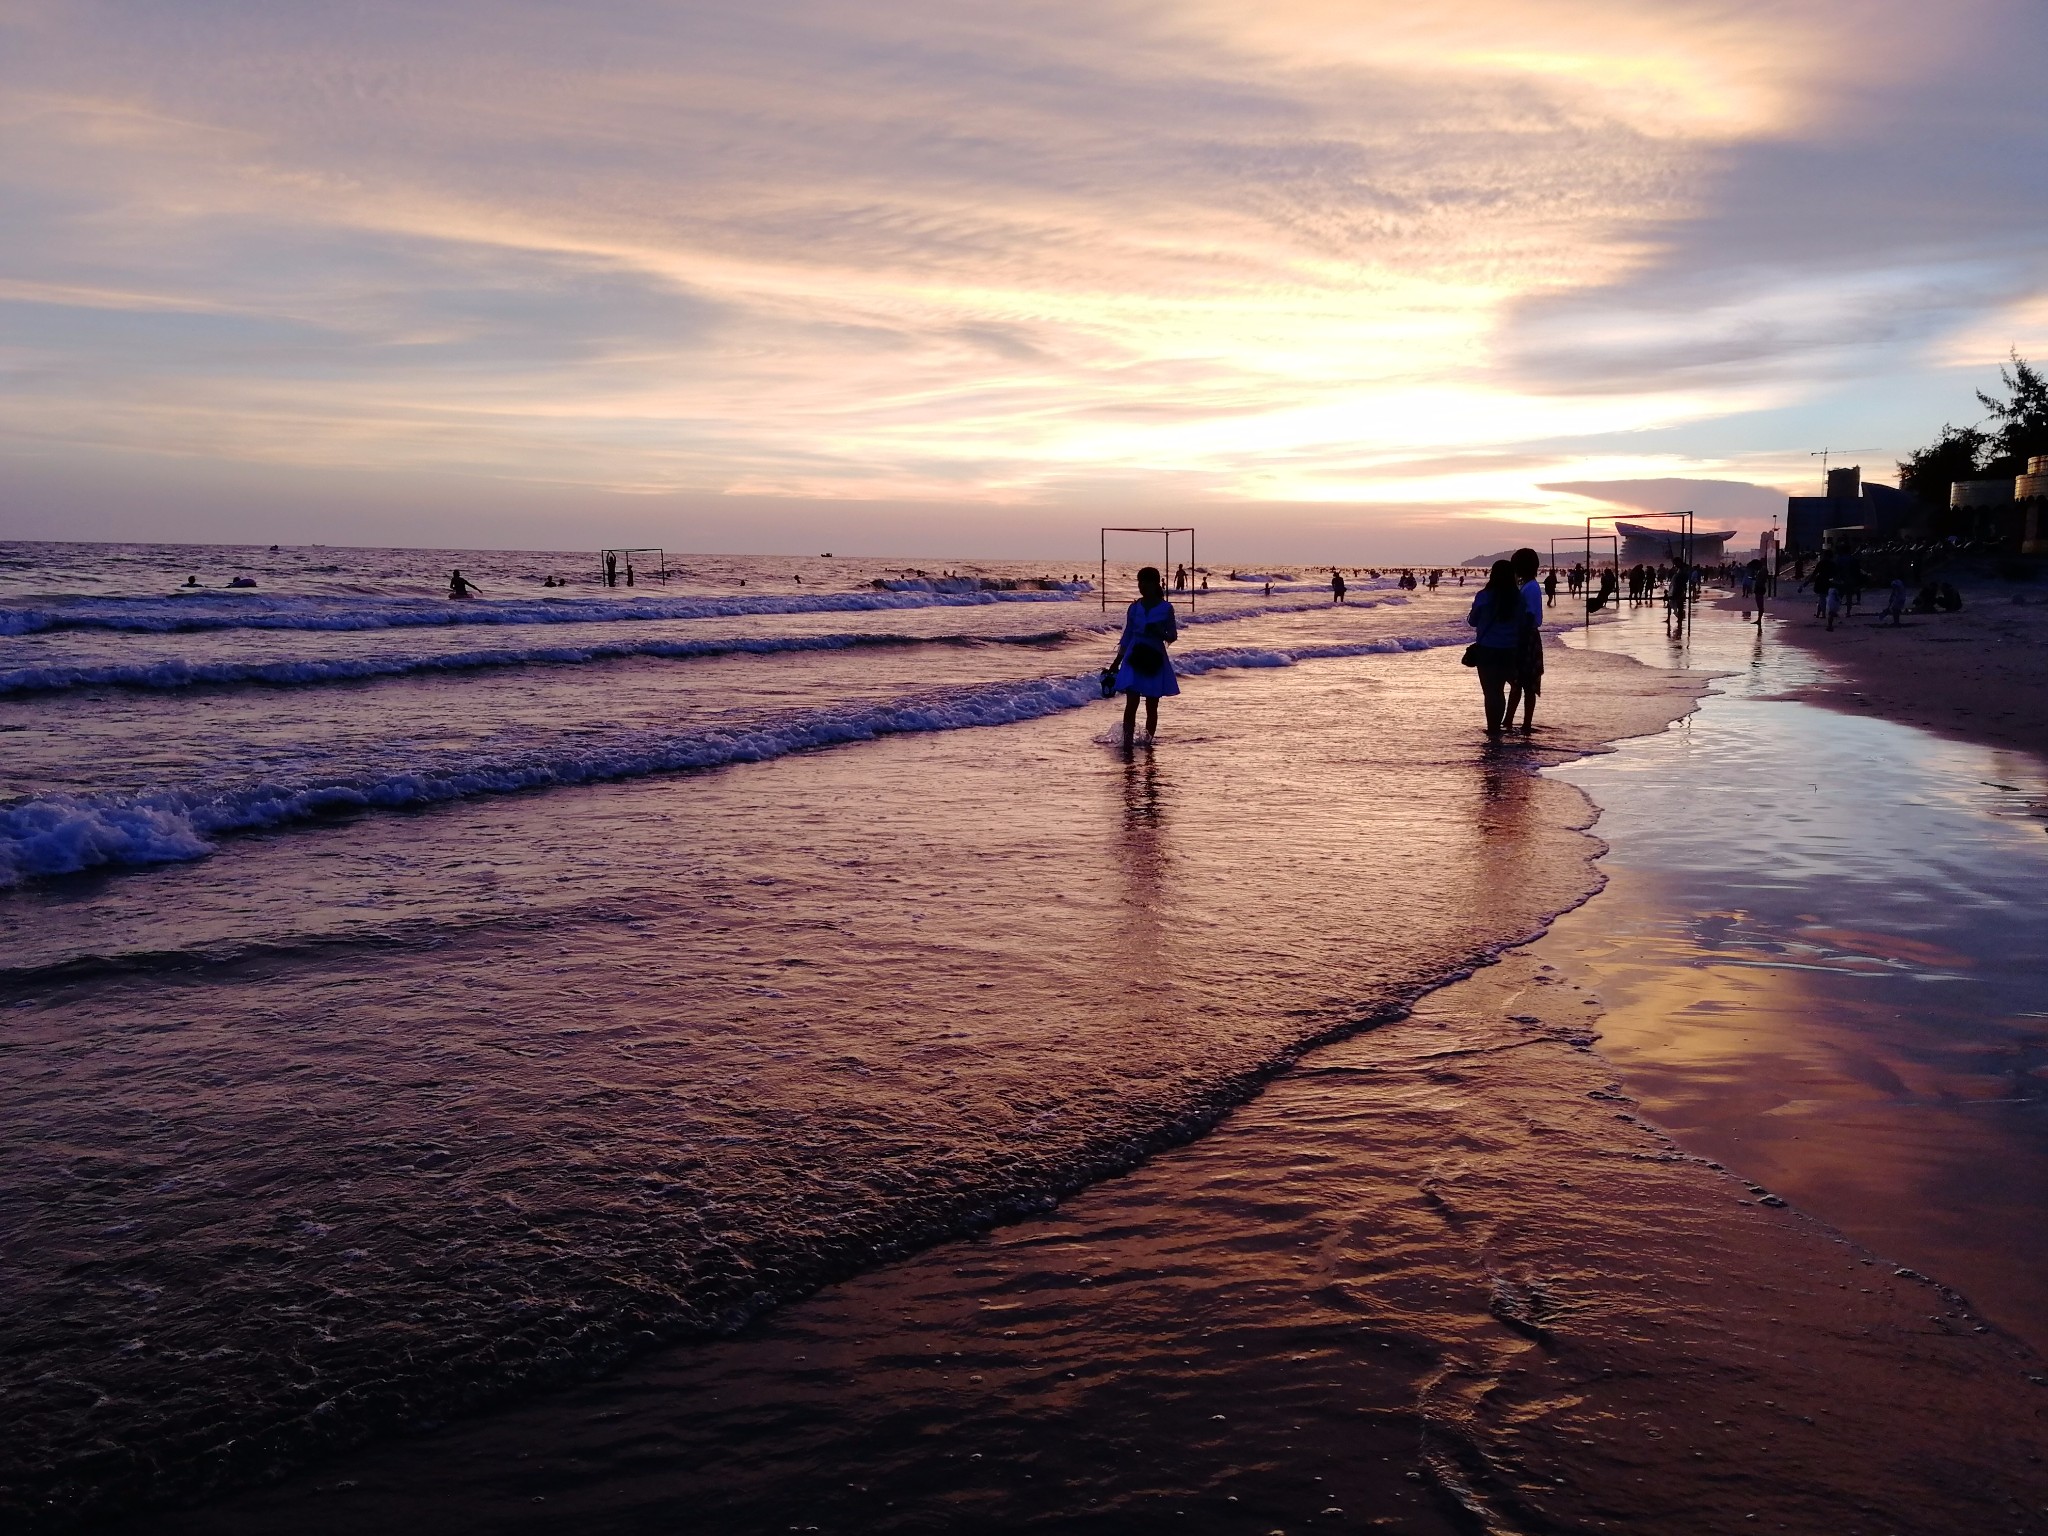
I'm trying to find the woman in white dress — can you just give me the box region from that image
[1110,566,1180,747]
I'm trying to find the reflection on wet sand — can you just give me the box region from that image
[1550,605,2048,1352]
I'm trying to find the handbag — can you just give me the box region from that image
[1460,644,1482,667]
[1099,665,1118,697]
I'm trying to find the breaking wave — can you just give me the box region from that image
[0,628,1074,696]
[0,596,1388,696]
[0,628,1461,886]
[0,585,1089,638]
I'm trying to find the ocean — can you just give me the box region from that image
[11,543,2048,1536]
[2,539,1555,1528]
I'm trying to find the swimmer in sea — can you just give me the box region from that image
[448,569,481,599]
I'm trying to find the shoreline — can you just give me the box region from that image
[1721,579,2048,768]
[50,625,2048,1535]
[125,639,2048,1536]
[6,628,1693,1534]
[138,912,2048,1536]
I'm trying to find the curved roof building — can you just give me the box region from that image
[1614,521,1737,561]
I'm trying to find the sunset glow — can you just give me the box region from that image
[3,0,2043,555]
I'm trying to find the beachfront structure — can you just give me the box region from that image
[1785,465,1923,553]
[2023,456,2048,554]
[1615,520,1734,562]
[1955,456,2048,554]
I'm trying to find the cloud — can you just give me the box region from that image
[1,0,2044,550]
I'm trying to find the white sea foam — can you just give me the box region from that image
[0,627,1464,885]
[0,628,1074,696]
[0,585,1089,638]
[0,596,1374,696]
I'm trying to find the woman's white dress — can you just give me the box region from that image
[1113,597,1180,697]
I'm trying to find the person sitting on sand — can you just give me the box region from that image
[1109,566,1180,749]
[448,569,480,599]
[1468,560,1529,737]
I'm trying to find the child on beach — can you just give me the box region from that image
[1880,578,1907,626]
[1110,566,1180,748]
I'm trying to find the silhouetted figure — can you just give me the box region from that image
[1880,577,1907,626]
[1543,568,1557,607]
[1332,570,1347,604]
[1937,582,1963,612]
[1110,566,1179,748]
[1506,548,1544,731]
[1174,563,1188,592]
[1468,560,1526,736]
[1809,552,1835,619]
[603,551,618,588]
[448,570,480,599]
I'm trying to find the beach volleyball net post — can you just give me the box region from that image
[599,548,669,587]
[1100,527,1196,616]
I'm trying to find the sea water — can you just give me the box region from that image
[1,542,1553,1528]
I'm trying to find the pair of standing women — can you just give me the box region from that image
[1107,566,1180,748]
[1467,548,1544,735]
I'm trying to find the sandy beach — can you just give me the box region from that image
[1729,575,2048,760]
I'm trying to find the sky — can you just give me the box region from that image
[4,0,2047,561]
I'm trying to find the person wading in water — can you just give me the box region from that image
[1108,566,1180,749]
[1467,560,1528,737]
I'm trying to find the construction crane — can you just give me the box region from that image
[1808,447,1877,489]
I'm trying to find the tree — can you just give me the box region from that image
[1897,423,1988,511]
[1975,350,2048,475]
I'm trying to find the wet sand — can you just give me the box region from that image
[1551,601,2048,1361]
[118,635,2048,1536]
[1728,577,2048,760]
[134,946,2048,1536]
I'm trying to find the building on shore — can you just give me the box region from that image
[1941,456,2039,552]
[1614,521,1736,563]
[1953,456,2048,554]
[1785,465,1924,554]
